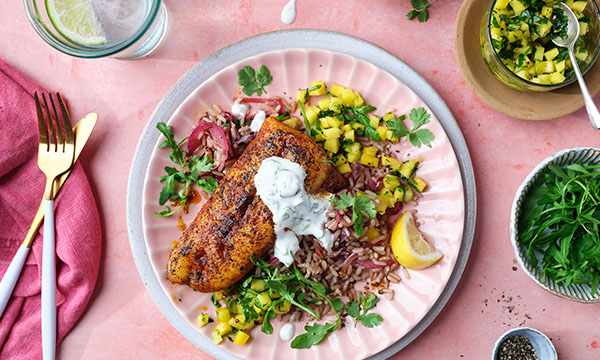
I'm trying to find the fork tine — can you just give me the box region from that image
[34,92,48,151]
[48,94,64,152]
[41,93,56,151]
[56,93,74,146]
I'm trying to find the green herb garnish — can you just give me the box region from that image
[518,162,600,295]
[237,65,273,96]
[346,294,383,328]
[407,0,431,23]
[330,193,377,237]
[386,107,435,148]
[154,122,218,217]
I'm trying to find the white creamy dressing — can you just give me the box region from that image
[254,157,332,266]
[250,110,267,132]
[231,103,249,119]
[280,0,297,25]
[279,323,295,341]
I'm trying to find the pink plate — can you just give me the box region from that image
[141,49,464,360]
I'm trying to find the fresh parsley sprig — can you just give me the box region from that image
[154,122,219,217]
[346,294,383,328]
[407,0,432,23]
[237,65,273,96]
[351,105,382,142]
[386,107,435,148]
[330,193,377,237]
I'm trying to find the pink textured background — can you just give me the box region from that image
[1,0,599,359]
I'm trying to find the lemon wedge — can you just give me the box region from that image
[390,211,443,270]
[46,0,106,46]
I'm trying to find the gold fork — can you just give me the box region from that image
[35,92,75,360]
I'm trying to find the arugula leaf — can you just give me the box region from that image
[407,0,431,22]
[197,177,218,194]
[237,65,272,96]
[331,194,376,236]
[346,294,383,328]
[291,322,337,349]
[154,123,219,217]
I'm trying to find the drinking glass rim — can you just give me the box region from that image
[24,0,163,59]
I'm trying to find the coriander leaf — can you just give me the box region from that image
[346,300,360,318]
[386,117,409,138]
[331,298,345,312]
[197,177,218,194]
[291,322,337,349]
[189,154,214,177]
[409,107,431,129]
[353,195,377,220]
[353,104,376,114]
[411,0,428,10]
[256,65,273,92]
[360,313,383,328]
[330,193,354,210]
[409,129,435,148]
[362,293,379,311]
[417,8,429,22]
[406,9,419,19]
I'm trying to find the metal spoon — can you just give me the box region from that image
[552,2,600,129]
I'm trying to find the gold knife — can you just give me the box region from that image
[0,113,98,318]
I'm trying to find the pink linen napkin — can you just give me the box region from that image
[0,58,101,359]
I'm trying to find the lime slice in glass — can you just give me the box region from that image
[45,0,107,46]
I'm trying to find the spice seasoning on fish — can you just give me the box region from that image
[497,335,539,360]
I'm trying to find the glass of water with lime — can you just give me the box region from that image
[24,0,167,59]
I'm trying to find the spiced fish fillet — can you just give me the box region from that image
[166,117,347,292]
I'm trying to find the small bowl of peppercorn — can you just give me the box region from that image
[491,327,557,360]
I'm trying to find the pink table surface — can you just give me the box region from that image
[1,0,599,359]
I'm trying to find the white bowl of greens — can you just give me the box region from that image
[511,147,600,303]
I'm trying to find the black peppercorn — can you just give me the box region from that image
[497,335,539,360]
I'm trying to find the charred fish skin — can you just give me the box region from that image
[166,117,347,292]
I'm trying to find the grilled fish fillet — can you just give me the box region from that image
[166,117,347,292]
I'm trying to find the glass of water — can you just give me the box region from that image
[24,0,167,59]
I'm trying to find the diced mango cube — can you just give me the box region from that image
[381,156,401,170]
[330,84,345,97]
[250,278,265,292]
[318,98,331,111]
[309,81,327,96]
[383,174,400,190]
[216,322,232,336]
[535,61,554,74]
[555,60,566,73]
[510,0,527,15]
[404,187,414,202]
[216,307,231,323]
[344,129,355,142]
[324,138,340,153]
[323,127,341,139]
[214,290,225,301]
[345,142,362,163]
[362,147,378,157]
[233,331,250,345]
[352,91,364,107]
[494,0,510,9]
[549,72,566,84]
[275,301,292,314]
[197,313,209,328]
[210,330,223,345]
[399,160,419,179]
[256,292,272,310]
[297,89,307,103]
[571,1,587,12]
[329,97,343,113]
[359,154,379,167]
[544,48,559,61]
[369,115,380,128]
[375,192,389,214]
[534,46,544,61]
[376,126,387,141]
[394,187,405,202]
[580,22,588,36]
[305,105,320,123]
[351,122,365,131]
[365,227,381,242]
[282,117,300,129]
[413,177,428,192]
[336,162,352,174]
[541,5,552,18]
[341,88,354,106]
